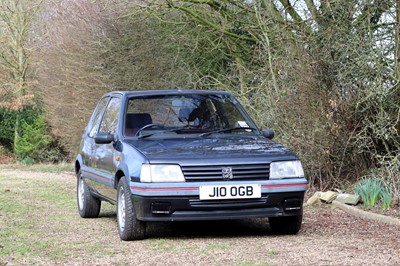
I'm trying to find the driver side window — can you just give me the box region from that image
[99,97,121,134]
[88,97,109,138]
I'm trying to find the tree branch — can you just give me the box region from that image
[304,0,320,23]
[278,0,312,35]
[167,1,257,43]
[261,0,286,24]
[355,0,393,26]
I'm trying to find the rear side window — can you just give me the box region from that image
[88,96,109,138]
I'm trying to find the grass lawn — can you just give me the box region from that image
[2,164,399,266]
[0,165,274,265]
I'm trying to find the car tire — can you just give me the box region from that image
[117,177,146,241]
[77,170,101,218]
[269,214,303,235]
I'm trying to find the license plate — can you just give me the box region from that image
[199,184,261,200]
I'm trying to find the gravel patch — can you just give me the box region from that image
[1,169,399,265]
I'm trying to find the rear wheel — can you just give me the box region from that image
[77,170,101,218]
[269,214,303,235]
[117,177,146,240]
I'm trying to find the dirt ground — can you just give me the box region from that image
[1,169,399,266]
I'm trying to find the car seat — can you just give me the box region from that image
[125,113,152,136]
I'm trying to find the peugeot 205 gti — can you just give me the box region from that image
[75,89,308,240]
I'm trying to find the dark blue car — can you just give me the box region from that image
[75,89,307,240]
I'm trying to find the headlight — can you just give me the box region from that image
[140,164,185,182]
[270,160,304,179]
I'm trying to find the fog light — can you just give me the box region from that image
[283,198,302,211]
[151,202,171,214]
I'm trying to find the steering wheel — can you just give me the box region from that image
[135,123,165,137]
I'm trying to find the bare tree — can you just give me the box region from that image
[132,1,400,189]
[33,0,121,148]
[396,0,400,69]
[0,0,43,151]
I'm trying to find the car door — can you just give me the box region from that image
[91,96,121,200]
[81,96,110,169]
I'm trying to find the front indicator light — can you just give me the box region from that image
[270,160,304,179]
[140,164,185,183]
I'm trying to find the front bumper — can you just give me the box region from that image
[132,191,305,221]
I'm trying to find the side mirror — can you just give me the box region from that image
[261,128,274,139]
[94,133,115,144]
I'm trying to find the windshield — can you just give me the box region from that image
[124,93,258,137]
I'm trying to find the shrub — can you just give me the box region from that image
[381,188,393,210]
[14,115,52,162]
[0,106,39,150]
[354,178,383,209]
[354,176,395,210]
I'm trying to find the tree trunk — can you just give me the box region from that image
[396,0,400,71]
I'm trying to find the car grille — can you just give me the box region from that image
[189,196,269,208]
[181,164,270,182]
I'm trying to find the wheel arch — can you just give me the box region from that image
[115,170,126,189]
[75,155,83,175]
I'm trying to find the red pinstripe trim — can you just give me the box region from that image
[131,183,307,192]
[82,170,112,183]
[262,184,307,189]
[131,186,198,191]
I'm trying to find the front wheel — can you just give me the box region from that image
[77,170,101,218]
[117,177,146,240]
[269,214,303,235]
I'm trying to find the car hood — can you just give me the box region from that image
[124,136,297,163]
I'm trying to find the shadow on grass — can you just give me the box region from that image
[145,219,273,239]
[98,210,116,218]
[97,206,274,239]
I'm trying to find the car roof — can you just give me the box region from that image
[102,89,233,98]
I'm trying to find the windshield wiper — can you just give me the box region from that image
[137,126,189,139]
[199,126,257,137]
